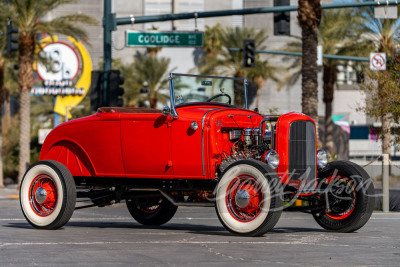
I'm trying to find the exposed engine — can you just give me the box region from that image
[219,118,278,174]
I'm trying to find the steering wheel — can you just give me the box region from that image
[206,93,232,105]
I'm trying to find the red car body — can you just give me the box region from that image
[40,106,313,184]
[19,74,374,236]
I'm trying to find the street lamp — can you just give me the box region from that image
[65,105,85,122]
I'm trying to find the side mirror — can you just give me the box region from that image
[162,106,171,116]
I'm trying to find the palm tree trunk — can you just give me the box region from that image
[149,91,157,109]
[0,60,4,188]
[323,63,336,154]
[17,34,35,183]
[0,114,3,188]
[298,0,321,128]
[149,97,157,109]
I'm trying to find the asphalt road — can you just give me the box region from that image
[0,194,399,266]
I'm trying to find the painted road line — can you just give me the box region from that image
[0,240,350,248]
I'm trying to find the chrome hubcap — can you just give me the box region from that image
[35,187,47,204]
[235,189,250,208]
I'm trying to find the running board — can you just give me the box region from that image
[128,188,215,207]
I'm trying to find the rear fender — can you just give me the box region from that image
[39,139,96,177]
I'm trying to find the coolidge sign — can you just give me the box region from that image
[126,31,204,47]
[33,36,92,118]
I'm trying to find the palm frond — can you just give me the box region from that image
[39,14,98,42]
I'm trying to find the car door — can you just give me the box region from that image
[120,113,174,178]
[170,117,204,179]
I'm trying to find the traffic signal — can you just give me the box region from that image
[6,21,19,53]
[274,0,290,36]
[108,70,125,107]
[243,39,256,68]
[90,71,103,111]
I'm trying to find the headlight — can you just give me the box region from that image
[317,149,328,169]
[264,150,279,169]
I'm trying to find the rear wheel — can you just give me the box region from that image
[20,160,76,229]
[126,194,177,226]
[313,161,375,232]
[215,160,283,236]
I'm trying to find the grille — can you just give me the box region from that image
[288,121,316,189]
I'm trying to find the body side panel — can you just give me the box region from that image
[120,113,174,178]
[40,114,125,177]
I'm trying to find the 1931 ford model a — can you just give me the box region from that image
[20,73,374,236]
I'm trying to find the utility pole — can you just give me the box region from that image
[172,0,179,30]
[103,0,116,106]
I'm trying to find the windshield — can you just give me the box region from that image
[170,73,247,109]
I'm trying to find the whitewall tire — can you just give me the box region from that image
[215,160,283,236]
[20,160,76,229]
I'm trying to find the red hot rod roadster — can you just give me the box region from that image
[20,73,374,236]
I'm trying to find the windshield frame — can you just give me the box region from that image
[168,73,248,118]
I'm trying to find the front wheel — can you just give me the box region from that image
[126,194,178,226]
[313,161,375,232]
[19,160,76,229]
[215,160,283,236]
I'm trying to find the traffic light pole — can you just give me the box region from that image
[229,48,371,62]
[103,0,115,106]
[113,1,400,25]
[101,1,397,210]
[103,0,400,104]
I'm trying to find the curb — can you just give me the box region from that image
[0,187,19,200]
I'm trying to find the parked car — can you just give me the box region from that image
[20,73,374,236]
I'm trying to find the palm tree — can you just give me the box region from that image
[131,52,172,108]
[297,0,322,126]
[198,26,281,109]
[194,24,223,73]
[319,8,364,154]
[0,14,10,188]
[3,0,97,183]
[285,8,361,154]
[355,5,400,157]
[282,37,302,90]
[247,59,283,109]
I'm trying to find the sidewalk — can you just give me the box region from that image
[0,184,19,200]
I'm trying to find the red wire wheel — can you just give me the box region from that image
[325,176,356,220]
[313,160,375,233]
[226,175,264,222]
[126,194,177,226]
[29,174,58,217]
[138,198,162,214]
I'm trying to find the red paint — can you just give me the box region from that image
[40,105,319,189]
[275,112,317,188]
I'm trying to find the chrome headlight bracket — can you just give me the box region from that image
[317,149,328,169]
[263,150,280,169]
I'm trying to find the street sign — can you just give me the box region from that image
[374,0,398,19]
[126,31,204,47]
[370,53,386,71]
[317,45,323,66]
